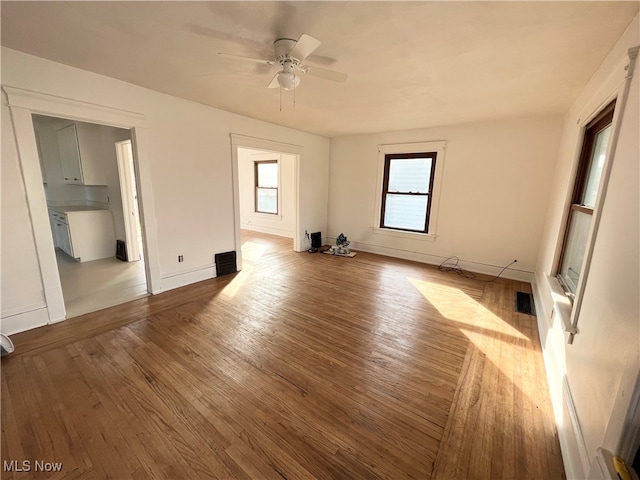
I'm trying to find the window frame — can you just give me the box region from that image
[373,141,446,242]
[379,152,437,234]
[254,159,279,215]
[556,100,616,299]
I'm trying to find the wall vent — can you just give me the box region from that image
[515,291,536,316]
[215,251,237,276]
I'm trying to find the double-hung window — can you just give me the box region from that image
[255,160,278,214]
[557,100,615,297]
[380,152,437,233]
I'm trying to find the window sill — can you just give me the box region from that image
[555,275,576,306]
[545,275,576,335]
[252,212,281,219]
[371,227,437,242]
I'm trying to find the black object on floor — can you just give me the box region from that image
[116,240,128,261]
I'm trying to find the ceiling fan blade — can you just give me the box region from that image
[267,72,280,89]
[218,52,275,66]
[299,65,348,83]
[288,34,321,62]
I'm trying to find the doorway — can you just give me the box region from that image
[237,147,297,241]
[32,114,149,318]
[231,135,303,272]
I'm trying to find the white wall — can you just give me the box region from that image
[100,125,133,243]
[1,47,330,334]
[1,102,47,321]
[328,116,563,279]
[238,148,296,238]
[533,15,639,478]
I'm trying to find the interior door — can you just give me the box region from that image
[115,140,142,262]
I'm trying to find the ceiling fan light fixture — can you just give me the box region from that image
[277,71,300,90]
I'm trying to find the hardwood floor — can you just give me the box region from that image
[1,231,565,479]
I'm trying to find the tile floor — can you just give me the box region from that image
[56,250,148,318]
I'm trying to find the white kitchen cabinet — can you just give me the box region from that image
[55,123,107,185]
[55,221,73,257]
[49,209,72,255]
[49,208,115,262]
[34,128,47,184]
[49,211,61,248]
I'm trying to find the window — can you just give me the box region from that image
[380,152,437,233]
[557,100,615,297]
[255,160,278,214]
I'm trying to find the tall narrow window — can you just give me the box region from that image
[380,152,437,233]
[557,100,615,297]
[255,160,278,214]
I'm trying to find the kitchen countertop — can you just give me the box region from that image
[48,205,110,214]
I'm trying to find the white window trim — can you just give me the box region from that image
[372,141,446,242]
[558,46,638,344]
[254,154,280,216]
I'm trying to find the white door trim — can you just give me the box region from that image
[3,86,162,328]
[115,140,141,263]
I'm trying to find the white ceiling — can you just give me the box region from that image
[2,1,638,137]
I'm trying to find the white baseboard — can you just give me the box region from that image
[241,223,294,238]
[160,265,216,292]
[1,307,49,336]
[532,278,589,479]
[328,237,533,282]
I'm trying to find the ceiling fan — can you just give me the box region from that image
[218,33,347,90]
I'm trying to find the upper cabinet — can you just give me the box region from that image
[56,124,82,184]
[55,123,107,185]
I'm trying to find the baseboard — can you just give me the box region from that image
[1,307,49,336]
[327,237,533,282]
[563,376,591,472]
[241,223,294,238]
[532,277,589,479]
[160,265,216,292]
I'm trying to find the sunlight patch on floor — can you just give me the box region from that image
[241,241,269,263]
[408,277,529,340]
[220,241,268,299]
[459,327,536,402]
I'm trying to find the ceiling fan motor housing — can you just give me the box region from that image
[274,38,298,63]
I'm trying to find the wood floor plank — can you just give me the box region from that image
[2,230,564,479]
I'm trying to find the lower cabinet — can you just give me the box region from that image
[49,210,73,257]
[49,209,115,262]
[55,220,73,257]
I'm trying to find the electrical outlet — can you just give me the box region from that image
[178,255,184,262]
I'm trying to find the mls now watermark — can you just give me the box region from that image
[4,460,63,473]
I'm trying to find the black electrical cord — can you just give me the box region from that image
[438,256,517,283]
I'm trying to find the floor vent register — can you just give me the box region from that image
[514,291,536,316]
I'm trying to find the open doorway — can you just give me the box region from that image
[237,147,297,242]
[32,114,148,318]
[231,135,302,273]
